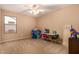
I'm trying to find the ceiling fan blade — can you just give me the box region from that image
[22,9,31,13]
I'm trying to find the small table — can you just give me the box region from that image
[45,33,62,44]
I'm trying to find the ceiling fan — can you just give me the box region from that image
[23,4,46,16]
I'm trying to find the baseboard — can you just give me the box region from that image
[0,36,31,44]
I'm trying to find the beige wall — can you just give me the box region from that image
[1,9,36,42]
[37,5,79,47]
[0,9,1,41]
[0,5,79,44]
[37,5,79,38]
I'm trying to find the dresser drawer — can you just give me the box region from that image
[69,38,79,54]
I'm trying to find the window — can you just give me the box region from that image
[4,16,16,33]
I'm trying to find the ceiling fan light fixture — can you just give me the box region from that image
[24,4,45,15]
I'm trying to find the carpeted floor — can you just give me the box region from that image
[0,39,68,54]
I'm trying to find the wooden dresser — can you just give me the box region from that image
[69,38,79,54]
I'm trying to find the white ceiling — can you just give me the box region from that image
[0,4,69,17]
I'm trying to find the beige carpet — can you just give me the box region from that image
[0,39,68,54]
